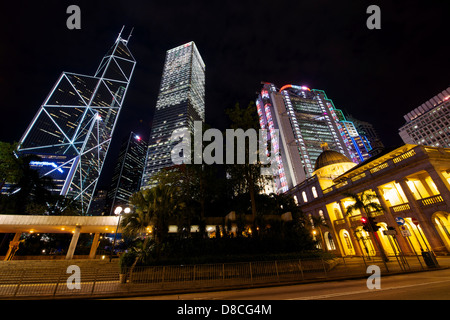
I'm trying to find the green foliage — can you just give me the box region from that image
[119,250,138,273]
[131,234,318,266]
[343,191,384,217]
[123,183,185,245]
[0,141,23,190]
[224,102,269,222]
[0,141,82,215]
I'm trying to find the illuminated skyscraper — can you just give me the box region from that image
[256,83,371,193]
[141,41,205,188]
[105,132,147,215]
[346,114,385,156]
[399,87,450,148]
[17,29,136,214]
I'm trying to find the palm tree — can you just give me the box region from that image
[122,183,184,248]
[343,191,388,262]
[344,191,384,217]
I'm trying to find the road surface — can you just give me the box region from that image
[115,268,450,300]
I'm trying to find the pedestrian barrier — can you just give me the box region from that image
[0,258,337,299]
[0,255,442,299]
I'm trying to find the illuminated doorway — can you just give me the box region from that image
[376,223,395,256]
[355,227,376,258]
[404,217,432,253]
[324,231,337,251]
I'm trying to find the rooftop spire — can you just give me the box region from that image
[321,142,329,151]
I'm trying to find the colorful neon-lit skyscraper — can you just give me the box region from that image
[141,42,205,188]
[256,83,371,193]
[17,29,136,214]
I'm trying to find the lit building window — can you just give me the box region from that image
[312,186,318,198]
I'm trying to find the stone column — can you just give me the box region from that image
[66,226,81,260]
[397,178,446,253]
[325,205,345,257]
[89,233,100,259]
[338,200,363,256]
[426,167,450,205]
[374,187,412,255]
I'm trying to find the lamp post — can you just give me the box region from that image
[109,206,130,262]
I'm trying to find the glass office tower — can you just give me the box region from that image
[141,41,205,188]
[105,132,147,215]
[399,87,450,148]
[17,29,136,214]
[256,83,370,193]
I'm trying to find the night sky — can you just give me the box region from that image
[0,1,448,187]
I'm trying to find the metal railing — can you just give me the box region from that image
[0,258,337,299]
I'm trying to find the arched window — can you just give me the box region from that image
[319,210,327,225]
[326,232,336,250]
[312,186,318,198]
[293,195,299,205]
[302,191,308,202]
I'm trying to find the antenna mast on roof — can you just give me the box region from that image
[126,27,134,44]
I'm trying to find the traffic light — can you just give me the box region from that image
[368,217,380,231]
[361,216,380,232]
[361,217,370,231]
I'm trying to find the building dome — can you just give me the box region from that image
[314,143,354,171]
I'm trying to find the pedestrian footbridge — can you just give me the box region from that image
[0,215,120,261]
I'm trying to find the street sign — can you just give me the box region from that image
[412,217,419,225]
[399,225,411,237]
[401,230,411,237]
[395,217,405,226]
[383,229,397,236]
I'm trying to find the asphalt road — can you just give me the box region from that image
[116,268,450,300]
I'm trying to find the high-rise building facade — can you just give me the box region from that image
[346,114,385,156]
[399,87,450,148]
[141,42,205,188]
[256,83,371,193]
[329,109,372,162]
[105,132,147,215]
[16,29,136,214]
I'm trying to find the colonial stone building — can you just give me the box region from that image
[288,144,450,258]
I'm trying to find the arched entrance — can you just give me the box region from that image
[355,227,376,258]
[433,211,450,252]
[403,217,432,253]
[376,223,396,256]
[324,231,337,251]
[339,229,356,256]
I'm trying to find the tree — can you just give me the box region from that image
[123,183,184,247]
[26,195,82,216]
[344,191,384,217]
[0,141,23,192]
[0,153,56,214]
[225,102,267,226]
[343,191,388,261]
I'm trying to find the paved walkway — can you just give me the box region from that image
[329,255,450,278]
[0,255,448,299]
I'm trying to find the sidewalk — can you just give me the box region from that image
[328,255,450,279]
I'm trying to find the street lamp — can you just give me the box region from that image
[109,206,130,262]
